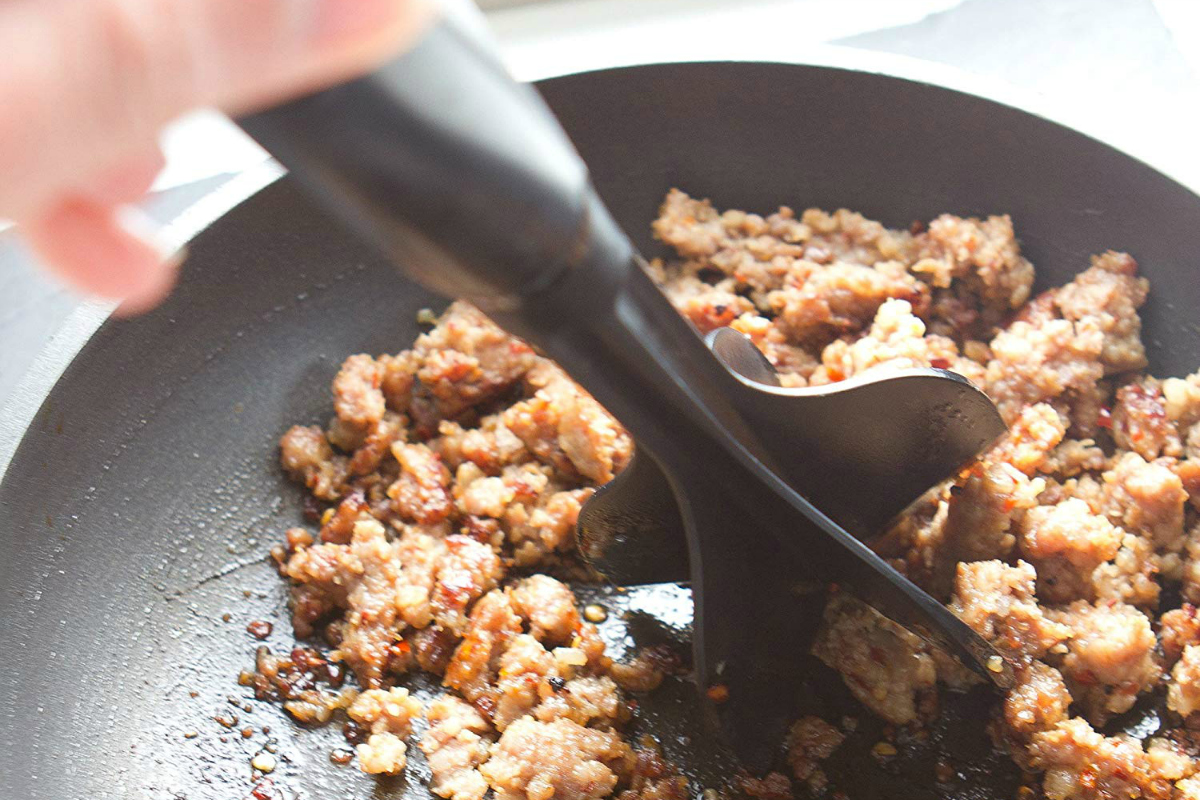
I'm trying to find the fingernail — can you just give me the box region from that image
[312,0,413,45]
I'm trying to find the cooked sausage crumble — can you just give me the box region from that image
[252,189,1200,800]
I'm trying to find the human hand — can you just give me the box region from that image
[1,0,433,314]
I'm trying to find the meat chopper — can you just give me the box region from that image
[238,9,1010,764]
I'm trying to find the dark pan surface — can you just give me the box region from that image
[3,61,1200,800]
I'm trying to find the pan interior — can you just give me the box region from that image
[3,61,1200,800]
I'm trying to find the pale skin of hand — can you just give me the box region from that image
[1,0,434,314]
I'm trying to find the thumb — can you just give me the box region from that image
[0,0,435,221]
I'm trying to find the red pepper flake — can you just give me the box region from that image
[1097,407,1113,429]
[249,779,281,800]
[706,684,730,703]
[929,358,951,370]
[247,620,273,640]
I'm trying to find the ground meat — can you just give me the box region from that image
[651,190,803,287]
[316,492,371,546]
[983,315,1106,429]
[785,716,845,782]
[408,302,537,431]
[608,645,680,693]
[1103,451,1187,556]
[927,461,1043,597]
[1169,646,1200,719]
[656,271,756,334]
[740,772,794,800]
[996,662,1072,759]
[949,560,1069,664]
[1053,251,1149,376]
[653,190,860,301]
[333,354,387,429]
[1046,600,1161,726]
[238,645,355,726]
[502,362,632,485]
[534,676,627,729]
[653,190,926,349]
[436,416,529,474]
[1182,524,1200,606]
[492,634,561,731]
[284,519,445,687]
[421,696,495,800]
[1092,531,1162,609]
[348,687,422,736]
[455,463,543,520]
[812,593,937,725]
[357,732,410,775]
[1145,735,1200,787]
[1164,372,1200,455]
[809,299,983,386]
[890,409,1064,597]
[1162,605,1200,666]
[280,424,348,501]
[912,213,1034,336]
[1113,378,1184,461]
[376,349,420,412]
[503,482,591,567]
[1175,460,1200,513]
[480,717,634,800]
[432,535,504,634]
[444,589,523,705]
[1039,438,1108,479]
[388,443,455,525]
[1029,718,1169,800]
[345,411,408,476]
[616,744,689,800]
[263,193,1199,797]
[983,252,1144,436]
[988,403,1069,477]
[411,624,460,675]
[1016,499,1122,603]
[766,261,928,349]
[799,206,918,268]
[891,405,1059,565]
[510,575,581,646]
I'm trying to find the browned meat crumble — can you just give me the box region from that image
[255,188,1200,800]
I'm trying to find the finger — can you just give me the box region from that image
[23,198,180,309]
[80,144,167,207]
[0,0,435,220]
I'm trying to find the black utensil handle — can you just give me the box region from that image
[236,6,753,447]
[239,14,602,306]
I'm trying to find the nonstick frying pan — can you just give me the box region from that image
[4,59,1200,800]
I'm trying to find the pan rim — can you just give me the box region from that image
[1,43,1196,481]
